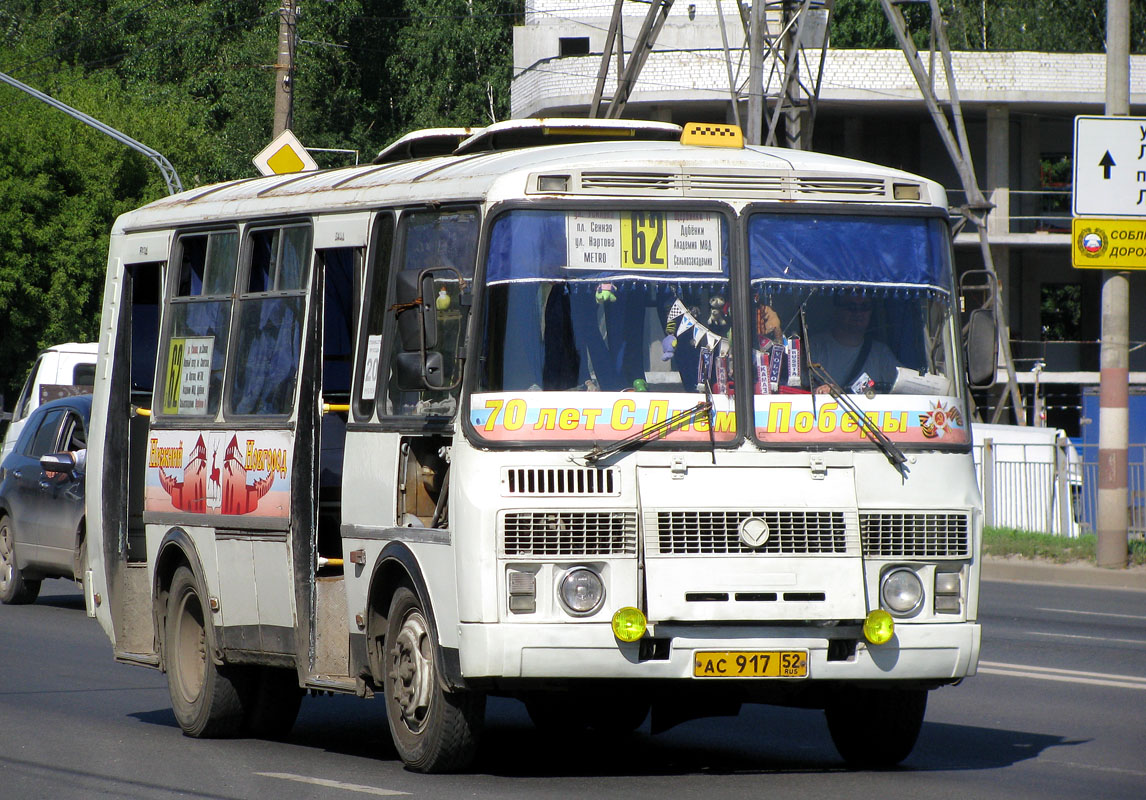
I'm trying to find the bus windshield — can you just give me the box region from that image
[470,207,968,448]
[473,207,735,444]
[748,212,968,445]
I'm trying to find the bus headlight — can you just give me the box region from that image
[559,568,605,615]
[880,568,924,616]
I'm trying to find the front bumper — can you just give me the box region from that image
[457,621,981,682]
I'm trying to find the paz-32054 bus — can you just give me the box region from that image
[84,119,992,772]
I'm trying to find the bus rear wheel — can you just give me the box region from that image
[165,566,246,738]
[825,686,927,768]
[382,586,483,772]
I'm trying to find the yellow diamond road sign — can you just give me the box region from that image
[1072,218,1146,269]
[253,129,318,176]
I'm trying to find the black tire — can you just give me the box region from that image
[164,565,246,738]
[0,514,40,605]
[825,686,928,768]
[243,666,304,739]
[382,586,484,772]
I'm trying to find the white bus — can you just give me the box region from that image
[85,119,990,772]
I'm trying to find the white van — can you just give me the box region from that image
[1,343,98,461]
[971,423,1083,537]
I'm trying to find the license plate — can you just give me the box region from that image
[693,650,808,678]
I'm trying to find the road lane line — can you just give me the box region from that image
[1026,630,1146,646]
[979,660,1146,683]
[256,772,409,796]
[1035,607,1146,621]
[978,661,1146,690]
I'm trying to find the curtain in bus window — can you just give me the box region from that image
[321,248,357,397]
[230,296,304,415]
[747,214,949,292]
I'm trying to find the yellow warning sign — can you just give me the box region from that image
[1072,217,1146,269]
[253,129,318,176]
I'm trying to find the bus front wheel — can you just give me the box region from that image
[382,586,484,772]
[164,566,245,738]
[824,686,927,768]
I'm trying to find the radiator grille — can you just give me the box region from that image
[502,467,620,496]
[651,510,851,555]
[860,513,970,558]
[501,511,637,557]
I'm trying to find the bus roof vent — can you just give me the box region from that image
[794,175,888,198]
[454,118,681,155]
[372,127,485,164]
[579,172,679,193]
[502,466,621,497]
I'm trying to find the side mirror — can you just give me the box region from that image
[965,307,998,388]
[396,270,438,351]
[41,452,77,475]
[393,351,446,391]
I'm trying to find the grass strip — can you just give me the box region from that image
[984,527,1146,566]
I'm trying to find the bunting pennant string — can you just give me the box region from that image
[666,303,729,354]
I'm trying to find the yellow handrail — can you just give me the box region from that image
[134,407,152,417]
[322,403,350,414]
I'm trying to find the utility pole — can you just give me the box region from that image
[746,0,765,144]
[1097,0,1130,569]
[273,0,298,138]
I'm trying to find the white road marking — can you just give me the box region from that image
[978,660,1146,690]
[1035,606,1146,621]
[1026,630,1146,646]
[256,772,409,796]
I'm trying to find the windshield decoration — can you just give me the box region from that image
[472,392,735,444]
[753,396,969,445]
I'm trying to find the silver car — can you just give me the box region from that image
[0,394,90,604]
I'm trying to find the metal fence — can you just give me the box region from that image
[973,436,1080,537]
[1073,444,1146,540]
[974,438,1146,538]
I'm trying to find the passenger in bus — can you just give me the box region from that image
[808,295,899,393]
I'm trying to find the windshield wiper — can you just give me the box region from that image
[582,399,712,466]
[800,308,909,477]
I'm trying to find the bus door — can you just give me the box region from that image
[306,238,363,681]
[207,223,313,659]
[89,234,166,658]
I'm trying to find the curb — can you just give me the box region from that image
[982,556,1146,592]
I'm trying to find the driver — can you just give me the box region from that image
[808,295,898,393]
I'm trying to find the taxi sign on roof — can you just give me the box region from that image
[253,129,318,176]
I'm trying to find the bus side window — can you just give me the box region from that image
[161,230,238,418]
[384,207,479,417]
[228,225,311,417]
[354,213,395,420]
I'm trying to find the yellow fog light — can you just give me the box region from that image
[611,606,647,642]
[863,609,895,645]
